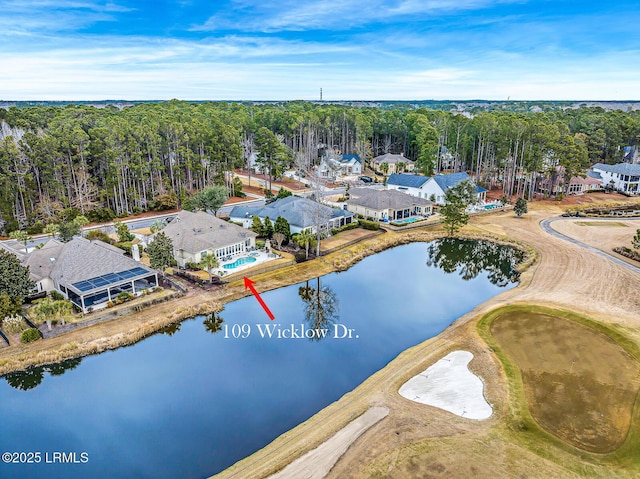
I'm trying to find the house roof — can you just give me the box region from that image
[387,173,429,188]
[230,196,353,229]
[347,188,433,211]
[433,172,472,191]
[22,237,156,291]
[373,153,414,165]
[341,154,361,163]
[587,170,602,180]
[22,239,64,282]
[163,210,256,254]
[593,162,640,176]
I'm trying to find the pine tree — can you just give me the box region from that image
[146,232,176,277]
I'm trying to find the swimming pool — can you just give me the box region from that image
[223,256,257,269]
[484,204,500,210]
[392,217,419,225]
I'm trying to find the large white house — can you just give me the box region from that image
[162,210,257,267]
[387,172,487,205]
[316,154,362,179]
[591,163,640,194]
[346,188,433,221]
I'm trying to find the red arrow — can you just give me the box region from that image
[243,276,275,320]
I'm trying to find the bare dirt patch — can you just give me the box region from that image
[490,309,640,453]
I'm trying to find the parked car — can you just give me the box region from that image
[359,175,373,183]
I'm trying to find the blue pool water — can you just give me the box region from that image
[393,217,419,224]
[223,256,257,269]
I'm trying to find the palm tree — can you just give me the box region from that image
[295,229,316,259]
[199,252,219,284]
[150,219,165,234]
[43,223,60,238]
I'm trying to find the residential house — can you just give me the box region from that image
[387,172,487,204]
[591,163,640,194]
[229,196,354,234]
[316,154,362,179]
[162,210,257,267]
[537,171,602,195]
[346,188,433,221]
[22,237,158,312]
[372,153,415,175]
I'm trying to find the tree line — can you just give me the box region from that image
[0,100,639,234]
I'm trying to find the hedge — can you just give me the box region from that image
[21,328,41,344]
[359,219,380,231]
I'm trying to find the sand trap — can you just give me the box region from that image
[268,406,389,479]
[399,350,492,420]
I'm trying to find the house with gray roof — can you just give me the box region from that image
[387,172,487,205]
[162,210,257,267]
[316,154,363,179]
[22,237,158,312]
[229,196,354,234]
[591,163,640,194]
[346,188,433,221]
[372,153,415,174]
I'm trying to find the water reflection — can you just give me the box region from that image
[203,312,224,334]
[298,277,340,341]
[4,358,82,391]
[426,238,523,286]
[158,322,181,336]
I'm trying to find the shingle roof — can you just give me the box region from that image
[22,239,64,281]
[587,170,602,180]
[593,163,640,176]
[347,188,433,210]
[230,196,353,229]
[387,173,429,188]
[373,153,414,165]
[21,237,155,287]
[163,210,257,254]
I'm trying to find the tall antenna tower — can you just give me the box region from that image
[320,88,323,101]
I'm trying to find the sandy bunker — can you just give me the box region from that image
[399,350,492,420]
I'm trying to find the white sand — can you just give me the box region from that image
[398,350,492,420]
[268,406,389,479]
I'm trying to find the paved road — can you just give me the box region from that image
[540,216,640,274]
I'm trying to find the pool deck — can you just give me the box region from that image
[215,250,280,277]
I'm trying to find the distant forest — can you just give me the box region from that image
[0,100,639,234]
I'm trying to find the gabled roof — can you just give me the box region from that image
[230,196,353,229]
[163,210,256,254]
[373,153,414,164]
[22,237,155,288]
[592,162,640,176]
[22,239,64,281]
[587,170,602,180]
[341,154,361,163]
[347,188,433,210]
[387,173,429,188]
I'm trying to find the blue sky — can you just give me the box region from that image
[0,0,638,100]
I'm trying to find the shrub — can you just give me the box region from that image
[50,290,64,301]
[256,240,266,249]
[86,230,112,244]
[331,222,359,236]
[185,261,199,270]
[114,241,133,255]
[20,328,41,343]
[116,292,134,304]
[2,315,28,334]
[359,219,380,231]
[107,301,115,308]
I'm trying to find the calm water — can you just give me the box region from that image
[0,240,520,479]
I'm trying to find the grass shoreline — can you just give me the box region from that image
[0,224,533,377]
